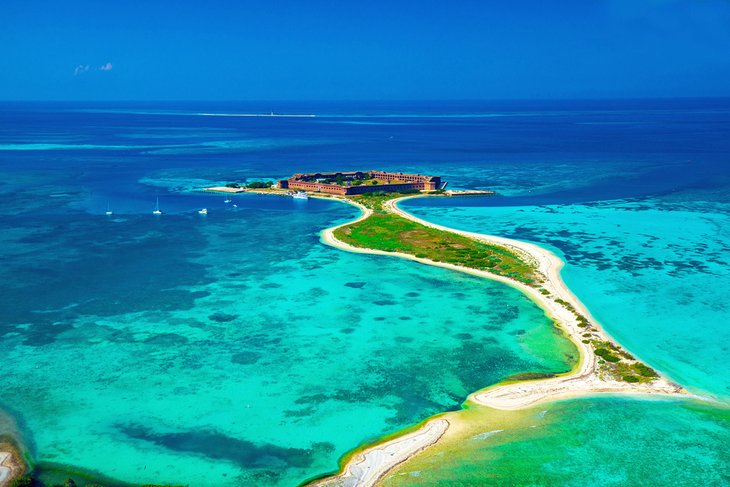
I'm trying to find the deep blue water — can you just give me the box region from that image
[3,99,730,211]
[1,99,729,485]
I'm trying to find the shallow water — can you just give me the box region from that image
[384,397,730,486]
[2,100,729,484]
[0,190,576,485]
[403,196,730,399]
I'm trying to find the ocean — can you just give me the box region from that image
[1,99,728,485]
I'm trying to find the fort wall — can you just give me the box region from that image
[278,170,442,195]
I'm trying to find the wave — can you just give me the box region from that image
[469,429,504,441]
[73,108,316,118]
[0,138,332,153]
[198,112,316,118]
[143,138,334,155]
[0,143,147,151]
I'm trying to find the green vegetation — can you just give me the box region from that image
[589,339,659,383]
[594,348,621,363]
[245,181,272,189]
[632,362,658,378]
[553,298,592,330]
[225,182,240,188]
[613,362,658,384]
[334,194,541,285]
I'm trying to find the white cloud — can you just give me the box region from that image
[74,64,90,76]
[74,62,113,75]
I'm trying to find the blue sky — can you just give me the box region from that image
[2,0,730,100]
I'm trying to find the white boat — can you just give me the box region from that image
[105,202,113,216]
[224,197,232,204]
[153,197,163,215]
[292,191,309,200]
[198,208,208,215]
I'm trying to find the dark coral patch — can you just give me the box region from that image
[231,351,261,365]
[209,312,238,323]
[117,423,333,469]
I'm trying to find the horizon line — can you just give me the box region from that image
[2,95,730,104]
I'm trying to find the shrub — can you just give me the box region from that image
[632,363,658,378]
[246,181,271,189]
[622,375,640,383]
[595,348,620,363]
[225,182,240,188]
[619,350,635,361]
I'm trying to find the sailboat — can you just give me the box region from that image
[224,196,232,204]
[153,197,163,215]
[105,202,113,216]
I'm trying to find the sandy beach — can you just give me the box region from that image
[0,452,9,487]
[0,446,21,487]
[311,419,449,487]
[315,194,689,486]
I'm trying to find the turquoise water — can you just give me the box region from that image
[403,196,730,400]
[385,397,730,486]
[0,192,575,485]
[3,100,730,484]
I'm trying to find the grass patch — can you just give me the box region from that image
[334,194,541,285]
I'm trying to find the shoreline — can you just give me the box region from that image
[314,193,690,486]
[383,196,686,409]
[310,419,449,487]
[0,442,25,487]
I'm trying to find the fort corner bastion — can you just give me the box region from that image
[278,170,445,195]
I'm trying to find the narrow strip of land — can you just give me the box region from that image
[382,197,685,408]
[311,419,448,487]
[314,193,688,487]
